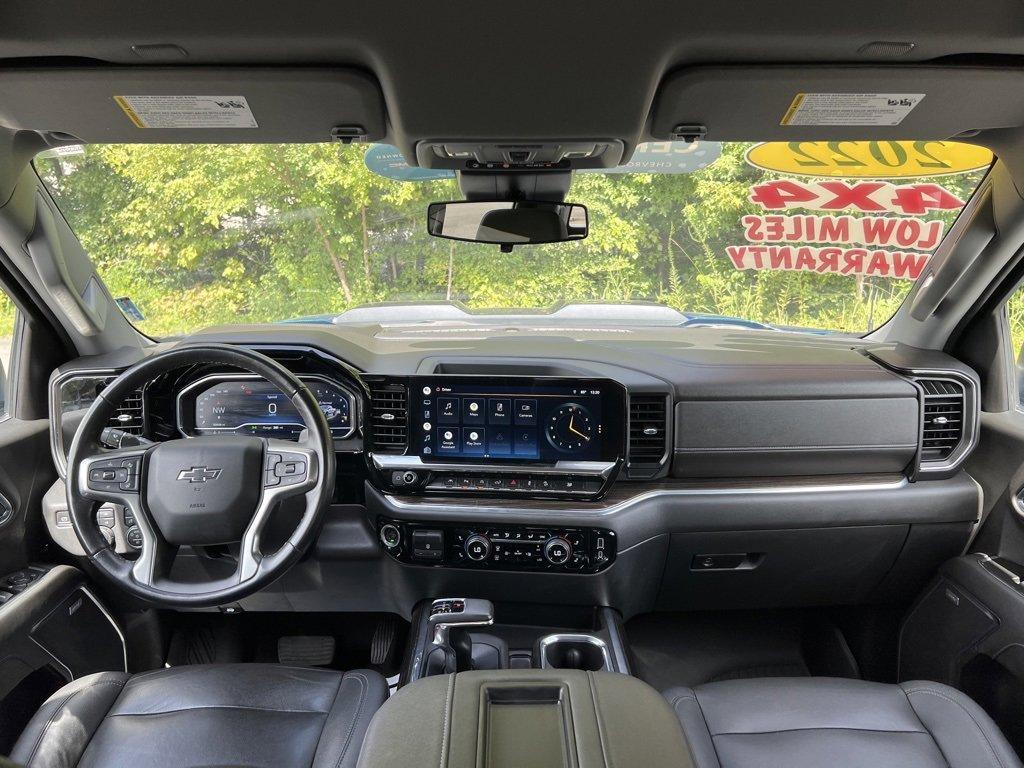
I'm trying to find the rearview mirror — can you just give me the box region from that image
[427,201,588,249]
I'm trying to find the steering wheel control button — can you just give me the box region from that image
[126,526,144,549]
[411,529,444,561]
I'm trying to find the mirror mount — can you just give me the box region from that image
[457,170,572,203]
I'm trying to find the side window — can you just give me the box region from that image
[0,292,19,419]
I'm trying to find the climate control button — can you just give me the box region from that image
[543,536,572,565]
[464,534,491,561]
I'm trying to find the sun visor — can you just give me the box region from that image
[0,68,387,143]
[650,66,1024,142]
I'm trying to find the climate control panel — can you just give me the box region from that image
[377,517,616,573]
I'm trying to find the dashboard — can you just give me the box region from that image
[43,326,986,616]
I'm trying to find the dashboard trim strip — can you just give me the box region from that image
[371,454,618,478]
[383,475,910,517]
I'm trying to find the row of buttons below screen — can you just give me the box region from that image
[427,474,602,494]
[431,397,537,427]
[427,426,537,457]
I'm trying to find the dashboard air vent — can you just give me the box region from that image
[919,378,965,462]
[107,387,145,435]
[369,382,409,453]
[628,394,669,478]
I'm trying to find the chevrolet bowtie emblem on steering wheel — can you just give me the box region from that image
[176,466,223,483]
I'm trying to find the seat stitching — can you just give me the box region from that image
[438,673,454,768]
[710,725,929,736]
[331,671,368,768]
[903,687,1007,768]
[26,678,127,766]
[587,670,611,768]
[691,689,724,768]
[668,693,697,709]
[310,672,350,768]
[108,704,331,717]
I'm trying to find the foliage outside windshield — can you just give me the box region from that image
[35,140,990,337]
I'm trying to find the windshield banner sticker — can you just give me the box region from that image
[725,177,965,281]
[747,141,993,179]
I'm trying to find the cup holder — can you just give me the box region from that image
[537,633,611,671]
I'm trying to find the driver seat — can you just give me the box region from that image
[9,664,387,768]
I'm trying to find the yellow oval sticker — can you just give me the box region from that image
[745,141,993,179]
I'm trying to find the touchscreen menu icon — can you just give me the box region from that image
[489,399,511,425]
[463,428,486,455]
[438,428,459,454]
[438,397,459,424]
[514,399,537,425]
[463,397,485,423]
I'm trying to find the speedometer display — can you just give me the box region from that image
[191,377,353,439]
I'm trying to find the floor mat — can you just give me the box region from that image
[626,610,856,691]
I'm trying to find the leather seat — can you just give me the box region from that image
[9,663,387,768]
[665,677,1022,768]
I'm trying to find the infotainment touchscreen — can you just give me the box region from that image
[411,377,625,463]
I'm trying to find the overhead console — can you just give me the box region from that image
[364,374,628,499]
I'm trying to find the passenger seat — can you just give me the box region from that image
[665,677,1021,768]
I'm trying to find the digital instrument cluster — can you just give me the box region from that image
[177,375,356,440]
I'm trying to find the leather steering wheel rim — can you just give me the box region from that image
[65,343,336,607]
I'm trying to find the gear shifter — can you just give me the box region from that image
[424,598,494,674]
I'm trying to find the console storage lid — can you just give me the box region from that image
[357,669,692,768]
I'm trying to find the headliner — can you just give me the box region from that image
[2,1,1024,162]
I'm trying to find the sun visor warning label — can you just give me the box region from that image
[780,93,924,126]
[114,95,258,128]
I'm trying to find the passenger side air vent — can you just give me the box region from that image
[628,394,669,478]
[918,378,965,462]
[369,382,409,453]
[107,387,145,435]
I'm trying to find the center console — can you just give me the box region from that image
[366,374,627,500]
[358,669,692,768]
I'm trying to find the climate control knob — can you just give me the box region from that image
[543,536,572,566]
[464,534,491,562]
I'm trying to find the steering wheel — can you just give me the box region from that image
[65,344,336,607]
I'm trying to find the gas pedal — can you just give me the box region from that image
[370,615,400,666]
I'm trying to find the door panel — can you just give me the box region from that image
[0,418,54,574]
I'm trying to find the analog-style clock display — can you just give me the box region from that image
[545,403,595,453]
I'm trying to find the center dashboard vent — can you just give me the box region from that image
[369,382,409,453]
[918,378,966,462]
[628,394,669,478]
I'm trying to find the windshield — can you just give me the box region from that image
[35,140,990,337]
